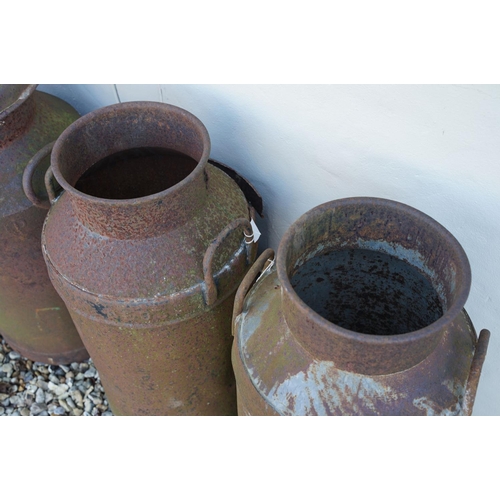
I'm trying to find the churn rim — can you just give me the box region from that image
[50,100,211,205]
[0,84,38,120]
[276,196,472,346]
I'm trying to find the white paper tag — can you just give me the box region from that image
[245,218,261,244]
[250,218,261,243]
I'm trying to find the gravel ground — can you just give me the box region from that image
[0,335,112,416]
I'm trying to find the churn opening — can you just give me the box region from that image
[74,147,198,200]
[290,247,443,336]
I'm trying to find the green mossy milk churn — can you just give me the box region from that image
[0,84,88,363]
[41,101,260,415]
[232,197,490,415]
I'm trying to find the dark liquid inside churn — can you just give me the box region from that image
[74,147,198,200]
[290,248,443,336]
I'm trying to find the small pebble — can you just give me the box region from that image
[1,363,13,377]
[37,380,49,391]
[84,400,94,413]
[25,392,35,405]
[84,367,97,378]
[52,406,66,416]
[35,388,45,404]
[8,351,21,360]
[59,399,71,412]
[70,389,83,407]
[30,403,48,416]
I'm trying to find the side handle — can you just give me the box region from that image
[232,248,275,337]
[462,329,491,415]
[203,218,253,307]
[22,141,57,209]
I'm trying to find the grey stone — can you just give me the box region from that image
[84,400,94,413]
[8,351,21,360]
[1,363,13,377]
[37,380,49,391]
[84,367,97,378]
[48,382,69,396]
[9,395,21,406]
[30,403,48,415]
[35,388,45,404]
[53,406,66,415]
[59,399,71,412]
[70,389,83,407]
[24,392,35,406]
[89,394,103,405]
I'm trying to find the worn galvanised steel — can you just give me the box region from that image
[0,84,88,364]
[41,101,259,415]
[232,197,490,415]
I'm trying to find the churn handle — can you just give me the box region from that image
[231,248,275,337]
[203,218,253,307]
[22,141,56,209]
[462,329,491,415]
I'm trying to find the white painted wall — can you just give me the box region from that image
[39,84,500,416]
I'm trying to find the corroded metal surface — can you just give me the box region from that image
[42,101,258,415]
[232,198,489,415]
[0,84,88,364]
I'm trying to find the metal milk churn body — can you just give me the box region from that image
[0,84,88,364]
[232,197,490,416]
[41,101,259,415]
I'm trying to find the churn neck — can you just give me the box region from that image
[50,101,211,239]
[276,197,471,375]
[0,84,37,146]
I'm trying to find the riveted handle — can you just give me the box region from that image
[22,141,56,209]
[203,218,253,307]
[232,248,275,337]
[462,328,491,415]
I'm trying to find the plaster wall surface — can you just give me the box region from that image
[39,84,500,416]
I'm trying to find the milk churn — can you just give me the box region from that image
[232,197,490,416]
[41,101,260,415]
[0,84,88,364]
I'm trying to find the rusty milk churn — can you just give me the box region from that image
[232,197,490,415]
[0,84,88,364]
[41,101,260,415]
